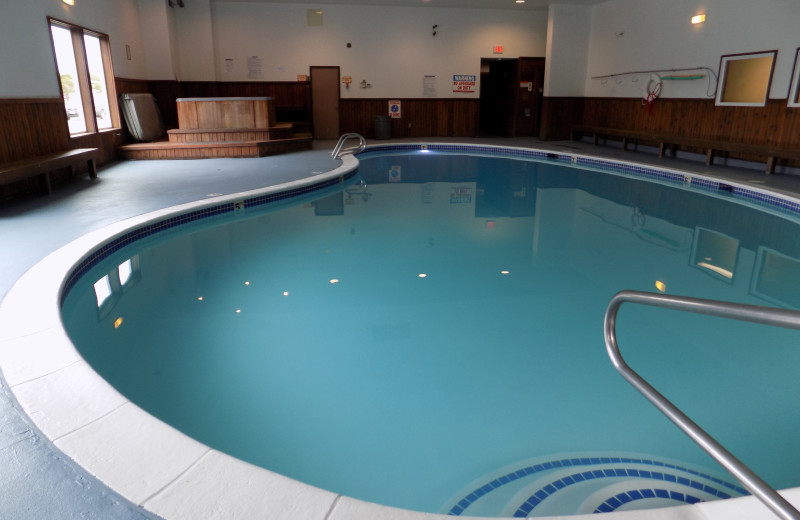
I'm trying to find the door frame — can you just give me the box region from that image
[310,66,341,139]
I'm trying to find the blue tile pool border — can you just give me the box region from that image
[61,142,800,314]
[61,171,357,303]
[359,144,800,219]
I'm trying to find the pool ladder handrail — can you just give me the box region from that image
[331,133,366,159]
[604,290,800,520]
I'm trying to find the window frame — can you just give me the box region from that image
[714,50,777,107]
[48,17,120,137]
[788,48,800,108]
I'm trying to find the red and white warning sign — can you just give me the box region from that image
[453,74,476,93]
[389,100,401,118]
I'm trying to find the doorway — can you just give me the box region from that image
[479,57,545,137]
[311,66,340,139]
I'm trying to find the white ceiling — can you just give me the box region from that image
[211,0,608,11]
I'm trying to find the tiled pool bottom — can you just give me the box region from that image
[2,146,800,520]
[444,452,747,517]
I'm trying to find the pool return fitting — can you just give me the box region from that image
[604,290,800,520]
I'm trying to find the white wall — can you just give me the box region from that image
[0,0,146,98]
[2,0,798,102]
[585,0,800,100]
[210,2,548,98]
[173,0,217,81]
[137,0,178,81]
[544,4,591,97]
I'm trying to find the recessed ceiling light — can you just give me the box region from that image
[516,0,525,3]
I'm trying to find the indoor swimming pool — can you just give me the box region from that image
[55,146,800,518]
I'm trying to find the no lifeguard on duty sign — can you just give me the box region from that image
[453,74,476,93]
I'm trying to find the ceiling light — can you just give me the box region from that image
[62,0,75,5]
[691,14,706,24]
[516,0,525,3]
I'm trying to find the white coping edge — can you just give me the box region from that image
[1,146,799,520]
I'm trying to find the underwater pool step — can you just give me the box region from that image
[443,452,747,517]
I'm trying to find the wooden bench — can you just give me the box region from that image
[571,125,800,174]
[0,148,98,195]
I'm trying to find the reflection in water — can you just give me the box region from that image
[63,153,800,515]
[692,228,738,281]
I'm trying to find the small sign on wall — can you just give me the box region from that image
[297,74,308,82]
[389,100,401,118]
[450,187,473,204]
[453,74,476,93]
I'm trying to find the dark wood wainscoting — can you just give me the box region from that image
[340,98,479,139]
[0,98,124,199]
[542,96,800,168]
[540,97,585,141]
[581,97,800,147]
[0,98,70,162]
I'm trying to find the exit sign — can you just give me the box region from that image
[493,45,504,54]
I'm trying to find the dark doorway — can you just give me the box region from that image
[311,66,340,139]
[479,57,545,137]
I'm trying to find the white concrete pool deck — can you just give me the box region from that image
[2,137,800,520]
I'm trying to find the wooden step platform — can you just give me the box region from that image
[120,96,312,160]
[166,123,295,144]
[119,134,312,160]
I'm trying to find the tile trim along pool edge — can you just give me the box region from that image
[1,145,799,520]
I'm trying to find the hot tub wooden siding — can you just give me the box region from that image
[176,97,276,130]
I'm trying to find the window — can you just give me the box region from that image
[49,18,118,136]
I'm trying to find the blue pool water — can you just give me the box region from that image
[61,150,800,516]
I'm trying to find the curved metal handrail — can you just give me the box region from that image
[331,133,366,159]
[604,290,800,520]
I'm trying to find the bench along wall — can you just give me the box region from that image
[545,97,800,171]
[0,99,121,199]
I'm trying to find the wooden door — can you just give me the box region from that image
[516,57,546,137]
[311,66,340,139]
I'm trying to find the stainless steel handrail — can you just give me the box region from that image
[331,133,366,158]
[604,290,800,520]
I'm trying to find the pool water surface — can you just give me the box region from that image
[60,151,800,516]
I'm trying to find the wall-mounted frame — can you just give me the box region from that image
[788,48,800,108]
[715,50,777,107]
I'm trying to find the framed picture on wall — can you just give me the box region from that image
[788,48,800,108]
[715,50,777,107]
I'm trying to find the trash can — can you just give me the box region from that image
[374,115,391,140]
